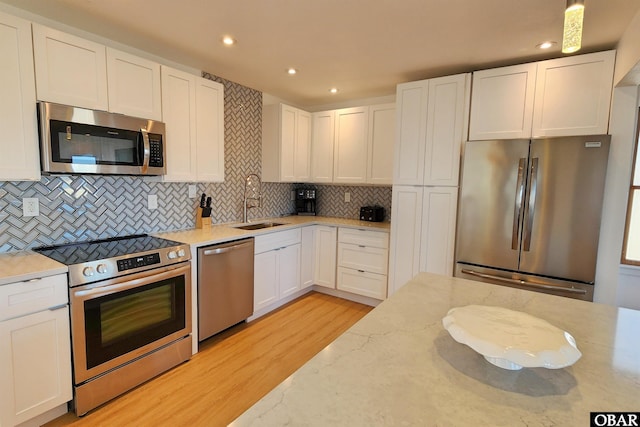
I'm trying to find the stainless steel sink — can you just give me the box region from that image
[232,221,286,230]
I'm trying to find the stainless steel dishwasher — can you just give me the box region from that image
[197,237,254,341]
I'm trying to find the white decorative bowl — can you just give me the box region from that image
[442,305,581,370]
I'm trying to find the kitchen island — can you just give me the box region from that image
[230,272,640,426]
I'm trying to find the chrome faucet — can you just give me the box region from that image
[243,173,262,223]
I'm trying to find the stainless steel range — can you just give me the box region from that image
[35,234,192,416]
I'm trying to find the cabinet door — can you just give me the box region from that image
[532,50,615,137]
[419,187,458,276]
[0,12,39,181]
[0,307,72,426]
[301,226,315,289]
[294,110,311,181]
[314,226,337,289]
[280,104,297,182]
[106,47,162,120]
[278,244,301,298]
[311,111,335,183]
[161,66,197,182]
[333,106,369,183]
[336,267,387,300]
[32,24,108,110]
[254,250,279,311]
[388,185,423,295]
[424,74,469,186]
[393,81,428,185]
[367,103,395,185]
[469,63,537,140]
[195,77,225,182]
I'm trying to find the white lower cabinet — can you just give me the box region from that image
[300,226,315,290]
[253,229,302,312]
[388,185,458,296]
[0,274,72,427]
[336,228,389,300]
[314,226,337,289]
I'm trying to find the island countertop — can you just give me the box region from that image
[231,272,640,426]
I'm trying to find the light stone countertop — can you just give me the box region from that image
[0,251,67,286]
[0,216,387,285]
[154,215,390,247]
[230,272,640,426]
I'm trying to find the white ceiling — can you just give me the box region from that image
[2,0,639,108]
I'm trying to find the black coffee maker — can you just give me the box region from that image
[295,188,316,216]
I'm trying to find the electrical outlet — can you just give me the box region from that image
[148,194,158,210]
[23,197,39,217]
[344,192,351,203]
[188,184,197,198]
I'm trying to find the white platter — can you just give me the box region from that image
[442,305,581,370]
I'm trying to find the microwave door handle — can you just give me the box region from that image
[140,129,150,174]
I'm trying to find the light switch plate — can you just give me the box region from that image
[148,194,158,210]
[23,198,39,217]
[188,184,197,198]
[344,192,351,203]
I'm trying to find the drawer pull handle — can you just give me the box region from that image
[358,245,366,248]
[48,304,67,311]
[358,269,365,273]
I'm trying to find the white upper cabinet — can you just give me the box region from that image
[424,74,469,186]
[333,106,369,184]
[532,50,615,137]
[311,110,335,183]
[468,63,536,141]
[394,74,470,186]
[394,81,428,185]
[161,66,225,183]
[469,50,616,140]
[195,77,225,182]
[0,11,39,181]
[32,24,108,111]
[106,47,162,120]
[367,103,395,185]
[311,104,395,185]
[263,103,311,182]
[161,66,197,182]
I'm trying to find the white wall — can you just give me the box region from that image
[595,85,640,308]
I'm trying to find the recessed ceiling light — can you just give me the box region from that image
[536,41,557,49]
[329,88,338,94]
[287,68,297,75]
[222,36,235,46]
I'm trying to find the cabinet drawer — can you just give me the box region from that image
[336,267,387,300]
[337,243,388,275]
[0,274,68,321]
[254,228,302,254]
[338,227,389,249]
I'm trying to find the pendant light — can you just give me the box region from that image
[562,0,585,53]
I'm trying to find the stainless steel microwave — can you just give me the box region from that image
[38,102,166,176]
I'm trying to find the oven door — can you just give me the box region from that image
[70,262,191,383]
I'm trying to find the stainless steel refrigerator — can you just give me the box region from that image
[454,135,610,301]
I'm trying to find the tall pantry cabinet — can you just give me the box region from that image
[388,73,470,295]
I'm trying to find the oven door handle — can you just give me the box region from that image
[73,263,190,298]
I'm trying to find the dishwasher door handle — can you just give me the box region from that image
[202,241,252,256]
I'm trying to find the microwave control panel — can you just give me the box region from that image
[149,135,164,167]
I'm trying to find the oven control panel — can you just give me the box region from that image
[117,253,161,272]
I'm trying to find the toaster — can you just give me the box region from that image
[360,206,385,222]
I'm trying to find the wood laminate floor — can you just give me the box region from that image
[44,291,372,427]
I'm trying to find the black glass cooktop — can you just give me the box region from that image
[34,234,184,266]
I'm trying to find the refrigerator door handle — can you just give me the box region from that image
[461,269,587,295]
[512,158,527,250]
[522,157,539,251]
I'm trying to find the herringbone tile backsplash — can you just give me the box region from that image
[0,74,391,253]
